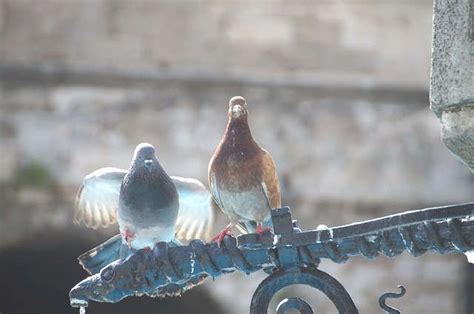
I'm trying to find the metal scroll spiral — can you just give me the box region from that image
[250,267,358,314]
[378,286,406,314]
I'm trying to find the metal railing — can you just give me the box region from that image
[69,203,474,313]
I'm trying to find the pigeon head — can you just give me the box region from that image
[132,143,158,171]
[228,96,248,120]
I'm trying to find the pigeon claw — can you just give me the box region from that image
[211,226,232,246]
[124,229,135,247]
[256,222,270,234]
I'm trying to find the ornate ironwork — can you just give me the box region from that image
[378,286,406,314]
[69,203,474,312]
[250,267,357,313]
[276,297,313,314]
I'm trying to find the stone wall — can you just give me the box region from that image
[0,0,433,87]
[0,1,472,313]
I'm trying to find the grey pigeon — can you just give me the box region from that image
[117,143,179,248]
[74,143,214,274]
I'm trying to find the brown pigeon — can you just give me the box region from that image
[208,96,281,244]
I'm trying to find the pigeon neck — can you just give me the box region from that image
[224,116,256,149]
[129,162,170,184]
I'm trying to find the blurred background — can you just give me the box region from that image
[0,0,473,313]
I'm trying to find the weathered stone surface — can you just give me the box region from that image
[2,81,472,208]
[0,0,433,88]
[430,0,474,171]
[430,0,474,116]
[441,105,474,169]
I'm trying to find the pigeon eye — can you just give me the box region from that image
[100,266,115,283]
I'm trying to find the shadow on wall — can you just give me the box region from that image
[0,231,224,314]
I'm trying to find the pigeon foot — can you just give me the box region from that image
[211,225,232,246]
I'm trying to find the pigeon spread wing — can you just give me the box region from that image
[74,167,127,229]
[173,177,215,242]
[75,169,214,241]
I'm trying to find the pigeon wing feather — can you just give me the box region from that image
[172,176,215,242]
[74,167,127,229]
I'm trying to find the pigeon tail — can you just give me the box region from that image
[78,234,130,275]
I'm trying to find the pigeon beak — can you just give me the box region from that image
[232,105,242,113]
[144,159,153,170]
[231,105,243,117]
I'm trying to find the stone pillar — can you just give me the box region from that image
[431,3,474,313]
[430,0,474,170]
